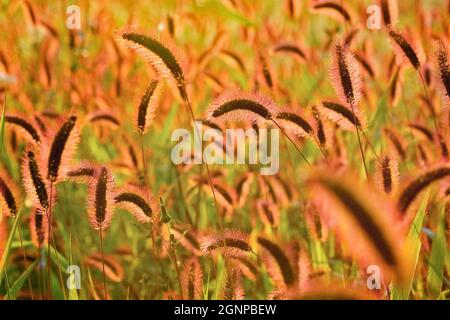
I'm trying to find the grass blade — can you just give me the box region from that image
[426,204,447,299]
[4,259,39,300]
[0,208,22,287]
[391,190,430,300]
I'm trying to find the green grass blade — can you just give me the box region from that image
[426,205,447,299]
[0,208,23,287]
[391,189,430,300]
[68,234,79,300]
[47,245,69,270]
[4,259,39,300]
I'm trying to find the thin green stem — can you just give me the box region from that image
[99,227,108,300]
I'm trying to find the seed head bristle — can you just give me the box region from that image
[229,256,258,281]
[202,180,237,217]
[22,149,54,212]
[308,171,407,282]
[222,266,244,300]
[379,0,398,27]
[5,114,41,144]
[273,43,306,61]
[171,224,203,256]
[206,90,278,125]
[201,230,252,257]
[397,165,450,214]
[118,27,188,97]
[87,166,115,231]
[435,40,450,105]
[330,42,362,106]
[312,106,332,150]
[375,154,399,196]
[181,258,203,300]
[136,79,162,134]
[45,115,79,182]
[30,208,48,248]
[0,171,19,217]
[275,111,314,138]
[256,199,280,227]
[66,163,97,183]
[87,110,120,128]
[312,1,352,23]
[257,52,275,90]
[383,128,407,161]
[115,186,159,224]
[85,253,124,282]
[257,237,296,289]
[388,29,423,70]
[320,101,364,130]
[236,173,254,208]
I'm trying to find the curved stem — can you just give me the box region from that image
[16,225,34,300]
[349,103,369,179]
[181,88,223,229]
[45,181,54,299]
[271,118,311,166]
[99,227,108,300]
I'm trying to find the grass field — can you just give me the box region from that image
[0,0,449,300]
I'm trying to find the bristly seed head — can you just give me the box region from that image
[87,166,115,231]
[206,90,278,125]
[137,80,161,134]
[47,115,78,182]
[388,30,422,70]
[0,175,18,217]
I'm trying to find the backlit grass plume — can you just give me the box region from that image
[181,257,203,300]
[171,224,203,256]
[0,170,19,217]
[329,42,367,177]
[308,170,407,283]
[87,110,120,128]
[66,163,97,183]
[44,115,79,183]
[118,28,188,99]
[330,42,361,107]
[22,149,55,212]
[221,267,244,300]
[4,114,41,144]
[256,199,280,227]
[30,208,48,249]
[257,237,296,290]
[312,1,352,23]
[435,40,450,106]
[201,230,253,257]
[206,90,311,164]
[375,154,399,196]
[388,30,423,70]
[136,79,162,134]
[115,187,159,224]
[206,90,278,125]
[320,101,365,131]
[85,253,124,283]
[397,165,450,215]
[379,0,398,27]
[87,166,116,231]
[275,111,314,138]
